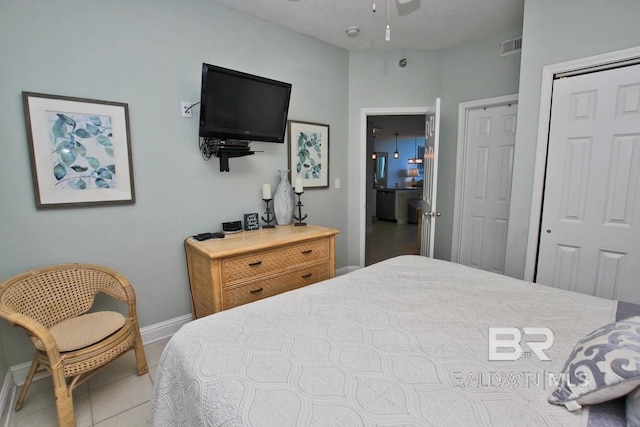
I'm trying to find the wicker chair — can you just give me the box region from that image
[0,263,148,427]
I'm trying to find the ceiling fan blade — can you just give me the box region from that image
[396,0,419,16]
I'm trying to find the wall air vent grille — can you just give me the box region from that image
[500,37,522,57]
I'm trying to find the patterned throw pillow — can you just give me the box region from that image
[548,316,640,411]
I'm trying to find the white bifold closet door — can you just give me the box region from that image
[536,63,640,305]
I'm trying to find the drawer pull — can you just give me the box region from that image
[301,273,313,279]
[301,249,313,254]
[248,260,263,267]
[249,288,263,294]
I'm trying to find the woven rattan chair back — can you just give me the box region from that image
[0,263,148,427]
[0,265,129,328]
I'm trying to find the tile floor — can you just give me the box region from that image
[6,222,416,426]
[7,337,170,427]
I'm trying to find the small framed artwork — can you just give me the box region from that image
[22,92,135,208]
[243,212,260,231]
[287,120,329,188]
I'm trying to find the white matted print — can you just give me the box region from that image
[287,120,329,188]
[23,92,135,208]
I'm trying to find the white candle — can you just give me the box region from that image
[262,184,271,200]
[295,178,303,193]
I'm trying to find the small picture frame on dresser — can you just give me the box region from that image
[244,213,260,231]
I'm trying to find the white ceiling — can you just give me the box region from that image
[207,0,524,51]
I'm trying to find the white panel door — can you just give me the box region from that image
[458,104,517,273]
[536,64,640,304]
[421,98,440,258]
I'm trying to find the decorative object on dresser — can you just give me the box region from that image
[184,225,339,318]
[293,177,307,226]
[261,184,275,229]
[287,120,330,188]
[273,169,295,225]
[243,212,260,231]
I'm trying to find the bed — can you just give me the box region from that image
[151,255,639,426]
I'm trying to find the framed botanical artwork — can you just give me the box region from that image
[287,120,329,188]
[22,92,135,208]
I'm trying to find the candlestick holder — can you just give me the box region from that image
[261,199,276,228]
[293,192,307,226]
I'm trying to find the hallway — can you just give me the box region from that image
[365,220,420,266]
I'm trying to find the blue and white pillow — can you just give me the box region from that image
[548,316,640,411]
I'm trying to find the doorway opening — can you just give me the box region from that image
[366,115,426,265]
[359,106,432,267]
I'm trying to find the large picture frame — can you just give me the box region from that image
[287,120,329,188]
[22,92,135,208]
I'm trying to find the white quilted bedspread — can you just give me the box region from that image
[151,256,617,427]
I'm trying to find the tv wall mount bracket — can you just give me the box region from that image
[199,138,260,172]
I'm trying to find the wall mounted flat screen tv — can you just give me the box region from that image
[199,63,292,143]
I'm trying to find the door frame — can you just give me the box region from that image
[524,45,640,281]
[451,94,518,263]
[359,106,432,267]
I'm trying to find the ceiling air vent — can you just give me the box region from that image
[500,37,522,57]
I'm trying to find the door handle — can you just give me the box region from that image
[424,211,441,217]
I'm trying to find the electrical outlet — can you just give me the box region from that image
[181,102,193,118]
[335,178,341,189]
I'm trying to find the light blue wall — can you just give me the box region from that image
[437,26,522,260]
[347,50,442,265]
[505,0,640,278]
[347,30,522,263]
[0,0,349,367]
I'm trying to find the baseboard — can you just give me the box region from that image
[0,369,15,427]
[338,265,360,275]
[9,313,192,387]
[1,313,192,425]
[139,313,192,345]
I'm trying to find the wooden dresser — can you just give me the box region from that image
[184,225,339,318]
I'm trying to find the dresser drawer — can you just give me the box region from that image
[221,239,329,286]
[223,262,331,310]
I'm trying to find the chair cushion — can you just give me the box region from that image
[36,311,127,352]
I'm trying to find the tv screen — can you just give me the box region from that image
[199,64,292,143]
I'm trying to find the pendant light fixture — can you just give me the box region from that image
[393,133,399,159]
[371,135,377,159]
[385,0,391,41]
[371,0,391,41]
